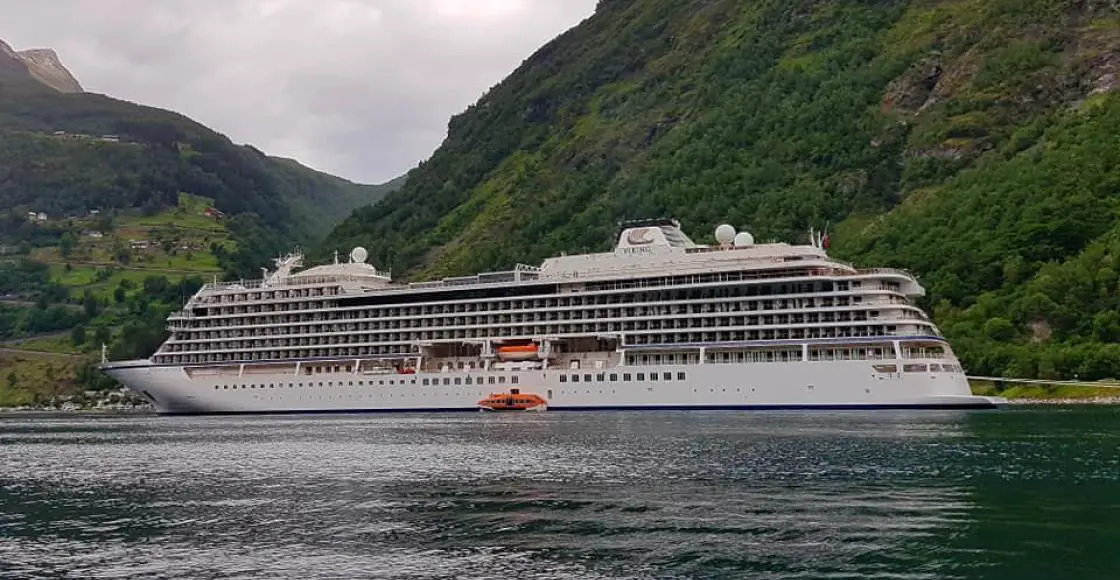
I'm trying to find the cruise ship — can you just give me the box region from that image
[101,219,1005,414]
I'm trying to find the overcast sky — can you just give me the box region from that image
[0,0,597,184]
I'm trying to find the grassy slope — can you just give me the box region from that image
[0,194,234,405]
[0,351,81,407]
[30,193,228,302]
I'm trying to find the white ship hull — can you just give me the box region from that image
[103,358,1004,415]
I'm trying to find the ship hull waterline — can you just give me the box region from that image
[103,358,1006,415]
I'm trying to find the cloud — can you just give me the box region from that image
[0,0,597,183]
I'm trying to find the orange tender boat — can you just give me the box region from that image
[478,388,548,412]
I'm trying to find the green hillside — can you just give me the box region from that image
[323,0,1120,380]
[0,192,234,406]
[0,70,398,278]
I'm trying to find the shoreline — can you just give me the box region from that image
[1004,397,1120,405]
[1,399,1117,414]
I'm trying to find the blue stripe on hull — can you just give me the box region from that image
[156,402,1001,416]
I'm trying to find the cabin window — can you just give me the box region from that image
[488,377,496,385]
[677,372,686,380]
[609,374,618,381]
[560,375,567,383]
[512,376,519,384]
[623,373,632,381]
[583,374,591,383]
[649,373,658,382]
[663,372,672,381]
[465,376,473,385]
[637,373,645,381]
[443,378,450,385]
[453,377,461,385]
[572,374,580,383]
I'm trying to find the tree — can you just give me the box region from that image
[71,324,86,346]
[59,232,78,257]
[92,325,111,347]
[82,289,100,318]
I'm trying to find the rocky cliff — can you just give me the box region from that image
[17,47,83,93]
[0,39,82,93]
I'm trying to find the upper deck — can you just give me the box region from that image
[192,221,922,303]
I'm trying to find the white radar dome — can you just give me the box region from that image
[350,246,369,263]
[714,224,736,245]
[734,232,755,247]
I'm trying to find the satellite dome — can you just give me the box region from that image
[734,231,755,247]
[350,246,369,263]
[714,224,736,245]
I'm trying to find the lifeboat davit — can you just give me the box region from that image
[496,344,540,361]
[477,389,547,412]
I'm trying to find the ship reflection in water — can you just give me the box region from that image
[1,408,1118,579]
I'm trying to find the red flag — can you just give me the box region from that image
[822,233,831,249]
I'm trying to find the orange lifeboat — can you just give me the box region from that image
[478,389,547,412]
[496,344,540,361]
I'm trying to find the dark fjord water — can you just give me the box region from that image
[1,408,1118,580]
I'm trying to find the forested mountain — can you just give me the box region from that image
[323,0,1120,380]
[0,43,400,276]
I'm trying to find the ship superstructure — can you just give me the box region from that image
[102,219,1004,413]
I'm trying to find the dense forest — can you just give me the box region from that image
[324,0,1120,379]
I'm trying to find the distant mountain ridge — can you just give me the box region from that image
[0,40,82,93]
[0,36,401,278]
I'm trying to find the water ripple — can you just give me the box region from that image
[1,408,1118,579]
